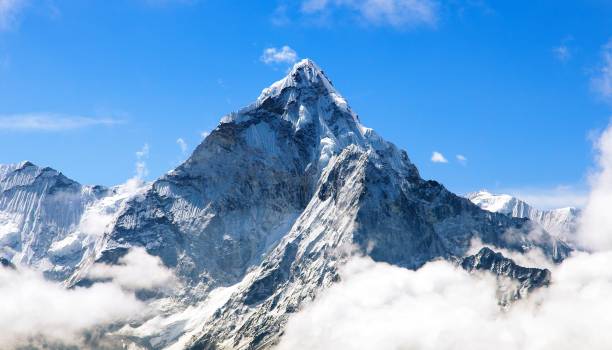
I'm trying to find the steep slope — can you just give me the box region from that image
[0,161,108,280]
[468,190,579,239]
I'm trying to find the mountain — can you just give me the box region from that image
[461,247,551,305]
[86,59,568,349]
[0,60,571,349]
[0,161,110,280]
[467,190,580,239]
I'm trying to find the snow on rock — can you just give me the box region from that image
[468,190,579,240]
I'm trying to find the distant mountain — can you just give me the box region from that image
[461,247,551,305]
[467,190,580,239]
[0,161,108,280]
[0,60,570,349]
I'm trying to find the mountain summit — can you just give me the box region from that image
[0,60,570,349]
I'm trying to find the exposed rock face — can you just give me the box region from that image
[0,60,570,350]
[461,247,551,304]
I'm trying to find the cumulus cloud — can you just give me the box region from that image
[578,123,612,250]
[301,0,438,28]
[591,39,612,103]
[0,113,124,131]
[0,246,174,348]
[430,151,448,163]
[0,0,25,30]
[261,46,299,65]
[87,247,175,291]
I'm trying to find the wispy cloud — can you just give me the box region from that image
[499,185,588,210]
[456,154,467,165]
[176,138,188,154]
[0,113,124,132]
[134,143,150,181]
[553,45,571,62]
[430,151,448,163]
[300,0,438,28]
[142,0,197,7]
[0,0,25,30]
[271,3,291,26]
[261,46,299,65]
[553,36,573,62]
[591,39,612,103]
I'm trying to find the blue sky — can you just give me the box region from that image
[1,0,611,208]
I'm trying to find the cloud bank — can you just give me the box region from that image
[0,247,174,348]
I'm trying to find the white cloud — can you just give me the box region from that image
[301,0,438,28]
[0,0,25,30]
[578,123,612,251]
[201,130,210,139]
[177,137,188,154]
[553,45,571,62]
[87,247,175,290]
[261,46,299,65]
[0,246,175,348]
[134,143,150,181]
[0,113,124,131]
[277,251,612,350]
[591,39,612,102]
[456,154,467,164]
[0,266,142,347]
[430,151,448,163]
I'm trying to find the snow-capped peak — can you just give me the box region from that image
[467,190,579,239]
[254,58,350,113]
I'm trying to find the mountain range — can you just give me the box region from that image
[467,190,579,240]
[0,59,571,350]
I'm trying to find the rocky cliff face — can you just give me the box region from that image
[0,60,570,350]
[461,247,551,304]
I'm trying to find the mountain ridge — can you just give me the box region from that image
[0,59,571,349]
